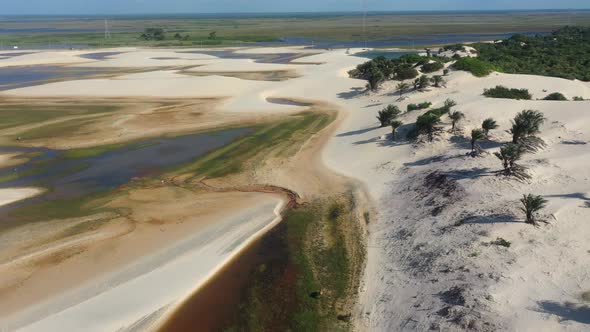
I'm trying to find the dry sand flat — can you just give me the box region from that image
[0,187,45,208]
[0,97,279,150]
[0,189,284,331]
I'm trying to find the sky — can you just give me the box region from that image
[2,0,590,15]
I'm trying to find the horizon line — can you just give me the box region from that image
[2,8,590,17]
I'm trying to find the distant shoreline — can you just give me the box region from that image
[2,9,590,19]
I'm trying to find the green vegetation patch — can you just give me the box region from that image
[19,117,103,141]
[472,26,590,81]
[483,85,532,100]
[182,111,335,179]
[420,61,444,73]
[407,102,432,112]
[224,195,363,331]
[0,103,118,131]
[543,92,568,101]
[452,57,497,77]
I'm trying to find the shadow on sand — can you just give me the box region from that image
[337,87,366,99]
[535,301,590,325]
[456,214,519,225]
[337,126,381,137]
[545,192,590,208]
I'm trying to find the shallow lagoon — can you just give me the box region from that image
[0,128,253,210]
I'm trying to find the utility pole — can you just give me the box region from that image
[104,19,111,40]
[362,0,367,49]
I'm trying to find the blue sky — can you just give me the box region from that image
[3,0,590,15]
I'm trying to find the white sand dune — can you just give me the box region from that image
[185,58,298,72]
[0,51,94,67]
[2,47,590,331]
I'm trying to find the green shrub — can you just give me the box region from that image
[491,237,511,248]
[483,85,532,100]
[407,102,432,112]
[421,61,444,73]
[398,54,423,64]
[543,92,568,101]
[573,96,585,101]
[453,57,496,77]
[444,44,466,52]
[395,66,419,80]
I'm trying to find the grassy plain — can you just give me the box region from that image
[1,11,589,47]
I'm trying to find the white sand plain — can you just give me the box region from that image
[1,47,589,331]
[0,188,44,207]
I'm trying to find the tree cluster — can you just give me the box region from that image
[469,26,590,81]
[140,28,165,41]
[349,54,450,91]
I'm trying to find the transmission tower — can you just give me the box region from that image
[104,19,111,39]
[361,0,367,49]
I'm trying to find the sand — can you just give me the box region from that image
[1,190,285,331]
[2,46,589,331]
[318,64,590,330]
[0,188,44,207]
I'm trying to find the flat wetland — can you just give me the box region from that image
[1,10,589,48]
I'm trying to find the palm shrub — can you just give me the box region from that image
[416,112,441,141]
[481,118,499,138]
[377,105,401,127]
[368,66,385,90]
[494,143,530,180]
[470,129,485,156]
[520,194,548,226]
[510,110,546,152]
[432,75,445,87]
[391,120,404,140]
[414,75,431,90]
[444,99,457,111]
[449,111,465,132]
[396,82,411,98]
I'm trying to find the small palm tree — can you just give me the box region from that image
[377,105,401,127]
[418,75,431,90]
[494,143,530,180]
[396,82,411,98]
[449,111,465,132]
[416,113,441,142]
[481,118,499,138]
[444,99,457,111]
[511,110,545,144]
[520,194,548,226]
[391,120,404,140]
[470,129,485,156]
[431,75,445,88]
